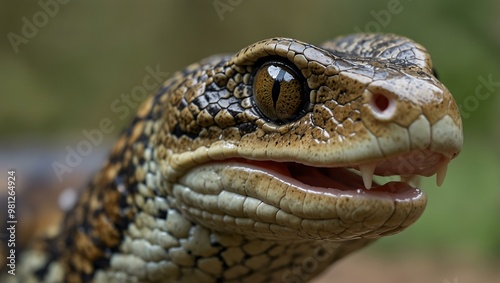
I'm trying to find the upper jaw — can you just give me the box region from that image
[355,149,451,190]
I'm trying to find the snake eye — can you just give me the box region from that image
[252,61,306,123]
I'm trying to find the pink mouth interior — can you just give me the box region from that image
[234,159,421,199]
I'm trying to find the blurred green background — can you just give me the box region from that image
[1,0,499,281]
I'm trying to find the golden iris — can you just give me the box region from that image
[253,63,305,122]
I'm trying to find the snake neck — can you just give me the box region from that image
[78,174,374,282]
[92,220,373,283]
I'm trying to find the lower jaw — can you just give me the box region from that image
[176,161,428,240]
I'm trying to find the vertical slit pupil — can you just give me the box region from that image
[270,66,287,107]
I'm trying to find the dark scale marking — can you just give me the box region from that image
[238,122,257,135]
[178,98,188,111]
[172,124,184,138]
[206,103,221,117]
[157,208,168,219]
[124,167,138,192]
[228,104,245,119]
[81,273,93,282]
[206,90,223,104]
[172,123,198,139]
[219,96,240,110]
[34,264,50,280]
[207,80,223,91]
[136,133,151,145]
[155,85,171,97]
[193,95,209,109]
[109,153,123,164]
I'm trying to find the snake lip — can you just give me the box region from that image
[221,159,423,204]
[233,148,449,197]
[359,149,452,189]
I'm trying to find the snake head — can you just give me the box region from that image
[157,34,463,240]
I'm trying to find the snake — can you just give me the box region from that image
[8,33,463,283]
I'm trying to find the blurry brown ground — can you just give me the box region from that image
[315,252,500,283]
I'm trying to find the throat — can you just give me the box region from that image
[206,229,375,282]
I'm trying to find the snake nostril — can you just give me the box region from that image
[374,93,389,112]
[369,92,396,120]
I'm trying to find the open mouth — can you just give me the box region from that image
[233,149,451,198]
[174,149,449,239]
